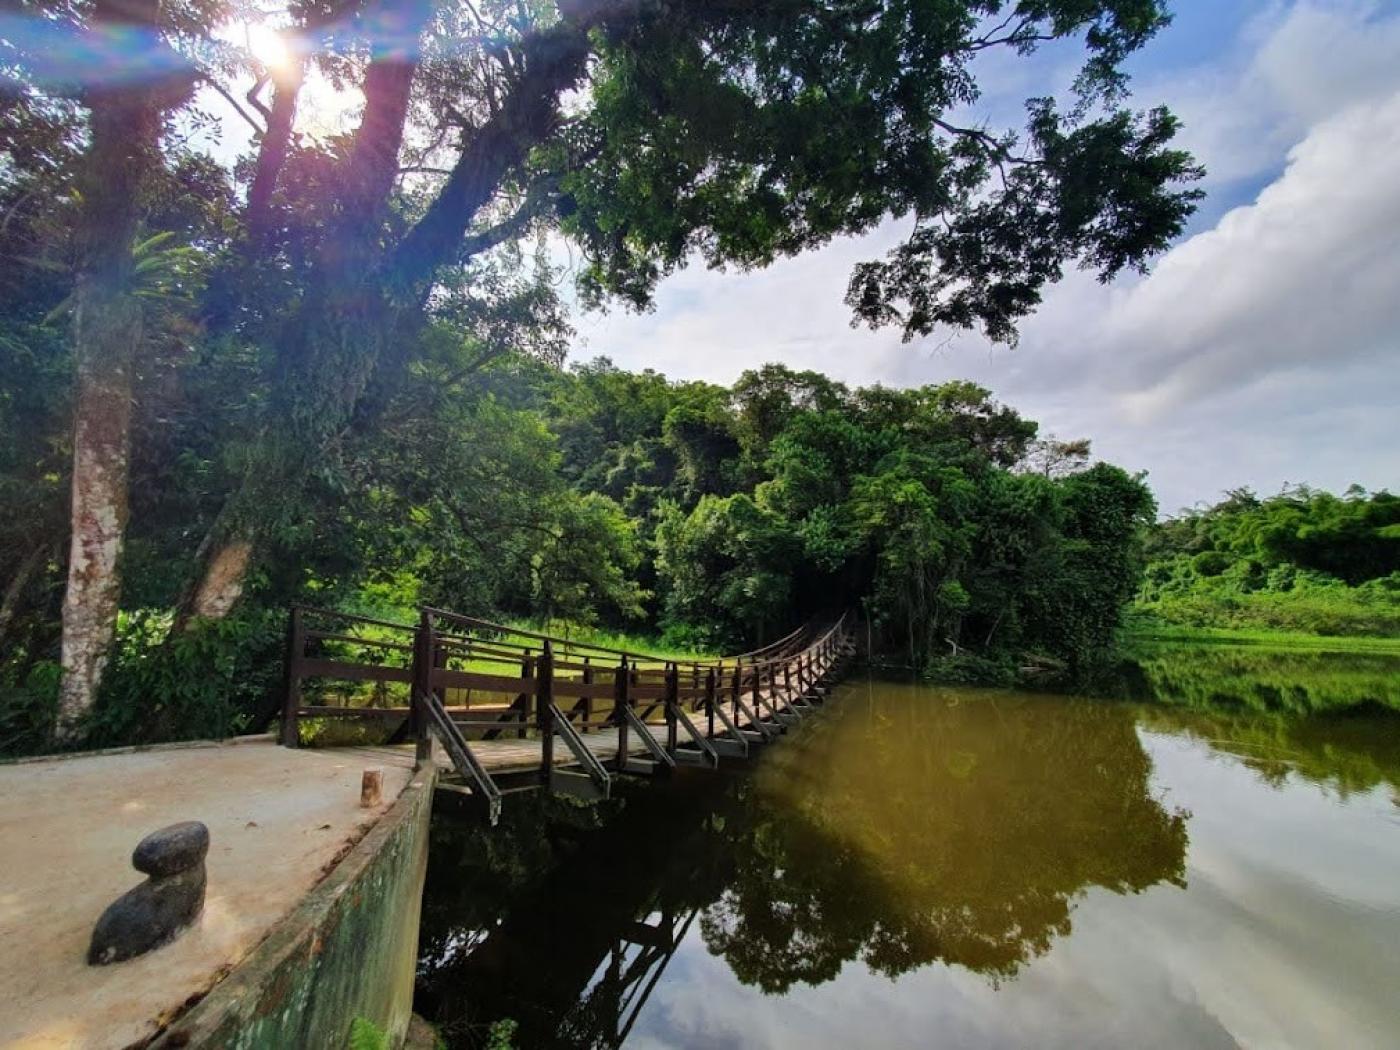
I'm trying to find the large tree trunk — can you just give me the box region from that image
[170,4,598,631]
[170,527,253,633]
[170,0,433,633]
[55,0,166,740]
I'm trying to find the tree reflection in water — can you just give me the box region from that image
[415,684,1190,1046]
[702,686,1189,991]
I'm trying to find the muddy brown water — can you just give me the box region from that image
[414,662,1400,1049]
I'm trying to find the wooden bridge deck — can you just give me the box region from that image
[374,689,811,776]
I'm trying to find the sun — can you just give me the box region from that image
[244,22,294,72]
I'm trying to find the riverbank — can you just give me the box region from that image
[1121,617,1400,654]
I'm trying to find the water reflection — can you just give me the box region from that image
[416,782,731,1048]
[416,685,1193,1046]
[1137,704,1400,804]
[1110,639,1400,803]
[702,689,1188,990]
[1115,640,1400,715]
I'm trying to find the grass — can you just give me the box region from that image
[1122,616,1400,655]
[507,620,718,664]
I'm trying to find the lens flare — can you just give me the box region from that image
[244,23,294,72]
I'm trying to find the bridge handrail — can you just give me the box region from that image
[733,614,847,672]
[727,622,810,662]
[420,606,698,667]
[281,604,857,819]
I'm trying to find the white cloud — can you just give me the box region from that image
[1145,1,1400,191]
[1104,88,1400,419]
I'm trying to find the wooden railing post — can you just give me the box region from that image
[615,656,630,766]
[731,662,742,726]
[705,666,717,739]
[280,606,303,747]
[516,653,532,739]
[412,608,434,764]
[664,662,679,753]
[538,640,554,779]
[581,657,593,729]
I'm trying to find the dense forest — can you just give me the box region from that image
[1135,487,1400,636]
[0,0,1208,752]
[3,330,1157,752]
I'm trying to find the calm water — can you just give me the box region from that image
[415,659,1400,1049]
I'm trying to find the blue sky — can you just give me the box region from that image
[565,1,1400,515]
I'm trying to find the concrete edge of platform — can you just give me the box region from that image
[2,733,277,767]
[146,760,438,1050]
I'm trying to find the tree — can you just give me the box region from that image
[175,0,1200,637]
[656,495,800,647]
[51,0,195,736]
[523,493,647,626]
[730,364,849,462]
[4,0,1204,733]
[1021,434,1093,479]
[1029,463,1155,672]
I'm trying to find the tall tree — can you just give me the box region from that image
[172,0,1202,629]
[54,0,191,735]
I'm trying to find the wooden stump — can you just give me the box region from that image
[360,768,383,808]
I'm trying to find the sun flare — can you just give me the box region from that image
[244,22,293,72]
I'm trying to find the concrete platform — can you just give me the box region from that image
[0,738,415,1049]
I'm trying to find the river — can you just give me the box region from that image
[414,645,1400,1049]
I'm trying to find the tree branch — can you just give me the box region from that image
[385,15,608,295]
[204,78,265,135]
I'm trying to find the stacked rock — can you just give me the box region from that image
[88,821,209,965]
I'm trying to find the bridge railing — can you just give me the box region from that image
[282,605,855,815]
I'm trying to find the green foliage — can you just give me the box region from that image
[0,660,61,756]
[347,1017,389,1050]
[3,0,1205,746]
[90,608,285,747]
[560,0,1200,344]
[486,1018,519,1050]
[1118,640,1400,717]
[1136,487,1400,636]
[578,366,1156,677]
[0,339,1167,753]
[656,494,801,649]
[519,492,647,626]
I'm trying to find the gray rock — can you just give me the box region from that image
[88,821,209,965]
[133,821,209,877]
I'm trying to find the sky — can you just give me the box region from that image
[559,1,1400,516]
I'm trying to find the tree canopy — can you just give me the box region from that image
[1,0,1202,739]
